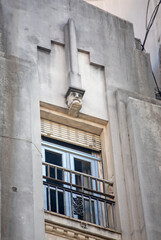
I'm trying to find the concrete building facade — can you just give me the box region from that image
[0,0,161,240]
[85,0,161,88]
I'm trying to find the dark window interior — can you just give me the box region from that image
[45,150,62,181]
[42,136,99,154]
[74,158,91,175]
[45,150,64,214]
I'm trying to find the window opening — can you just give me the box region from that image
[42,135,115,229]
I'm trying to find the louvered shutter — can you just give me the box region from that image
[41,118,101,151]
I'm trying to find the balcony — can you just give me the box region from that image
[43,162,116,229]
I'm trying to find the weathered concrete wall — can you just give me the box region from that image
[107,87,161,240]
[1,0,155,98]
[128,98,161,240]
[84,0,161,86]
[0,56,45,240]
[0,1,160,240]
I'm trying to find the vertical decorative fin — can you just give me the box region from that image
[64,19,85,117]
[65,18,81,88]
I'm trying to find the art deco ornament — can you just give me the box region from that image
[65,87,85,117]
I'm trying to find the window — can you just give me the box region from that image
[42,136,115,229]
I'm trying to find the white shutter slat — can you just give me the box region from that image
[41,119,101,151]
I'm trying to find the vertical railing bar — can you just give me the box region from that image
[96,179,98,192]
[70,171,72,188]
[112,203,115,229]
[91,177,93,191]
[88,176,91,190]
[82,195,84,221]
[81,174,83,192]
[63,188,65,215]
[104,200,109,228]
[48,165,50,178]
[96,199,99,226]
[48,186,51,211]
[89,197,93,223]
[55,166,57,180]
[56,187,58,213]
[103,180,105,195]
[71,191,74,218]
[62,169,64,182]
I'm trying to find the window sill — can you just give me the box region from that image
[45,211,121,240]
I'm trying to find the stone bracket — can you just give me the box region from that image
[65,87,85,117]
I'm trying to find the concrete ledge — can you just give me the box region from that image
[45,211,121,240]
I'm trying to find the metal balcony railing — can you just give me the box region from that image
[43,162,116,229]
